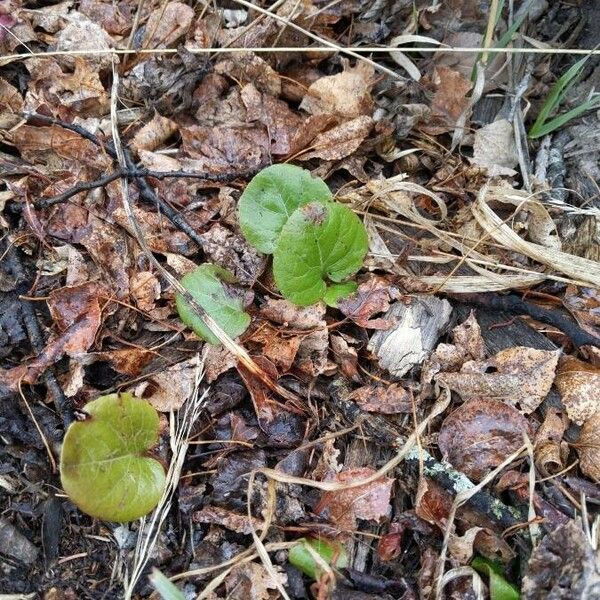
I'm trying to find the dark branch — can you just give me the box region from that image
[5,246,73,429]
[450,293,600,349]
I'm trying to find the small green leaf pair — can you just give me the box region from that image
[239,164,368,307]
[176,164,368,344]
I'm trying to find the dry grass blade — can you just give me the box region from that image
[123,356,207,599]
[474,185,600,288]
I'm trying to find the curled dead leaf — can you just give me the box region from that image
[349,383,412,414]
[555,356,600,425]
[438,398,534,482]
[142,1,194,49]
[131,112,178,154]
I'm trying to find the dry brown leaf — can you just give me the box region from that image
[95,348,153,376]
[448,527,483,565]
[203,344,237,383]
[295,326,330,378]
[471,119,518,177]
[577,413,600,482]
[0,77,23,129]
[11,125,112,170]
[555,356,600,425]
[438,398,534,481]
[316,467,393,530]
[180,125,269,175]
[349,383,412,414]
[436,347,560,413]
[259,298,326,330]
[423,66,472,133]
[300,61,375,118]
[215,52,281,96]
[79,0,130,36]
[142,1,194,49]
[299,116,373,161]
[133,358,198,412]
[193,506,265,535]
[130,271,161,312]
[201,223,267,285]
[241,83,302,155]
[131,112,178,154]
[330,333,359,380]
[246,322,302,374]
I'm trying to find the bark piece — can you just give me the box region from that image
[368,296,453,378]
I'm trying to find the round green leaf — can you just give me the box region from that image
[60,393,165,523]
[273,202,368,306]
[239,164,333,254]
[176,264,250,345]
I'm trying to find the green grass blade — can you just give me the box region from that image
[534,56,590,127]
[529,95,600,138]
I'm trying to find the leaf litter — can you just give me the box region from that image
[2,1,600,599]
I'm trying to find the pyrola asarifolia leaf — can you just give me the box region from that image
[273,201,368,306]
[60,393,165,522]
[176,264,250,345]
[288,538,348,580]
[238,164,333,254]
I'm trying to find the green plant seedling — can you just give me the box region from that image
[176,264,250,345]
[149,568,185,600]
[472,556,519,600]
[273,201,368,306]
[288,537,348,580]
[60,393,165,522]
[529,55,600,139]
[239,164,333,254]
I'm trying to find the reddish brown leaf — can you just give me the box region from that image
[142,1,194,49]
[315,467,393,530]
[577,413,600,482]
[337,275,400,329]
[246,322,302,374]
[438,398,534,482]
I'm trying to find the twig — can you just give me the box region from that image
[450,293,600,348]
[6,246,73,428]
[22,167,254,210]
[404,447,524,531]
